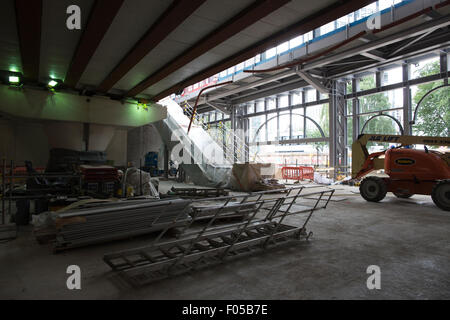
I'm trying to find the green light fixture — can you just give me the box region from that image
[48,80,58,87]
[9,75,20,84]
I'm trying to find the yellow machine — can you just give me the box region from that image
[352,134,450,210]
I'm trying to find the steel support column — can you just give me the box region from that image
[276,96,280,142]
[441,51,449,85]
[289,93,293,140]
[264,99,269,142]
[302,90,307,139]
[230,106,236,163]
[329,80,347,171]
[352,78,360,142]
[164,146,169,179]
[243,106,250,163]
[236,106,246,163]
[402,63,412,135]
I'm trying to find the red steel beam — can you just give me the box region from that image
[436,0,450,9]
[188,81,233,133]
[64,0,124,88]
[373,7,432,34]
[150,0,376,102]
[97,0,207,93]
[15,0,42,82]
[126,0,292,97]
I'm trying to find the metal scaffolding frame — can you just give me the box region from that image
[103,186,334,286]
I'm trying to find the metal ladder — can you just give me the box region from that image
[103,186,334,286]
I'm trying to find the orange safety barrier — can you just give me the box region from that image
[281,166,314,181]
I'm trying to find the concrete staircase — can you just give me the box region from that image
[153,98,233,187]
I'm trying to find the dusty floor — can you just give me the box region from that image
[0,181,449,300]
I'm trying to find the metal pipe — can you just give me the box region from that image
[188,81,233,133]
[122,166,129,198]
[9,160,12,218]
[2,174,80,179]
[344,107,403,118]
[139,158,142,196]
[2,159,5,225]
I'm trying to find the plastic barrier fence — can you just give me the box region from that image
[281,166,314,181]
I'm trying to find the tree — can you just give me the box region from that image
[307,103,329,165]
[413,61,449,137]
[345,77,399,138]
[359,76,398,135]
[358,76,400,150]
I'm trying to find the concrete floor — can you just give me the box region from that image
[0,182,449,300]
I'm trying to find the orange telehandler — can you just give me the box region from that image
[352,134,450,211]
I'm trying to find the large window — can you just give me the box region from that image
[267,98,276,110]
[245,58,255,68]
[279,95,289,108]
[265,47,276,59]
[359,113,402,137]
[289,35,303,49]
[411,79,448,137]
[382,66,402,86]
[319,21,335,36]
[247,103,254,115]
[255,100,264,113]
[291,108,305,138]
[250,115,265,142]
[306,103,329,137]
[277,41,289,55]
[358,74,376,91]
[305,89,316,103]
[304,31,313,42]
[292,91,302,105]
[267,116,277,141]
[279,112,291,140]
[360,92,391,113]
[410,56,440,80]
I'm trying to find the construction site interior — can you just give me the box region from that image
[0,0,449,301]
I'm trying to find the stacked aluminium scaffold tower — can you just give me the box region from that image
[103,186,334,286]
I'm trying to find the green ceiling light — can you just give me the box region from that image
[136,99,150,111]
[9,75,20,84]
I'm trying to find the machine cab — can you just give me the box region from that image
[385,148,450,181]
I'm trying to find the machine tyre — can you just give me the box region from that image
[360,177,387,202]
[393,192,413,199]
[431,180,450,211]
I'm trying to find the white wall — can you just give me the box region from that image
[44,122,84,151]
[0,118,128,167]
[0,85,167,127]
[127,124,165,169]
[89,124,116,151]
[105,128,127,167]
[0,118,50,167]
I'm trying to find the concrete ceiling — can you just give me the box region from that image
[0,0,375,101]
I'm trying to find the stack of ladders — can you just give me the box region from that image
[54,199,192,251]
